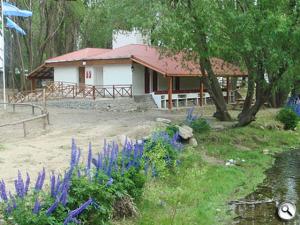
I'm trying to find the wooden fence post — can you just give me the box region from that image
[32,105,35,115]
[23,122,26,137]
[113,85,115,98]
[93,86,96,100]
[13,104,15,113]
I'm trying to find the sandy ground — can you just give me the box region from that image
[0,105,218,189]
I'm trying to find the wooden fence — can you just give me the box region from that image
[0,103,49,137]
[8,82,133,103]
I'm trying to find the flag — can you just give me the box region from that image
[6,17,26,35]
[3,2,32,17]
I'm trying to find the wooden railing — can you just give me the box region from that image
[8,81,133,103]
[0,103,49,137]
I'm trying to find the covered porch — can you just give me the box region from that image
[142,67,246,109]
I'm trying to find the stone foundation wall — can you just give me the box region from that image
[39,98,142,112]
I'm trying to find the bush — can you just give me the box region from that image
[143,131,182,177]
[0,129,183,224]
[165,124,179,137]
[190,118,210,133]
[276,107,299,130]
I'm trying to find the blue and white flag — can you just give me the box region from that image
[3,2,32,17]
[6,17,26,35]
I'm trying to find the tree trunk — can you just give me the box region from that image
[197,33,232,121]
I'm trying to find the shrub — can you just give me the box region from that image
[190,118,210,133]
[0,131,183,224]
[287,96,300,116]
[143,131,182,177]
[165,124,179,137]
[276,107,299,130]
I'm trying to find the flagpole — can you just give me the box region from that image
[1,0,6,110]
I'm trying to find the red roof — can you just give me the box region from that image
[86,44,246,76]
[46,48,111,63]
[41,45,246,77]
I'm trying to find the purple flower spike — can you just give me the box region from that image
[50,172,56,198]
[46,199,59,216]
[106,178,113,186]
[87,143,92,171]
[33,198,41,214]
[63,198,93,225]
[24,173,30,195]
[0,179,8,201]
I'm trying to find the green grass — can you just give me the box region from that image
[114,110,300,225]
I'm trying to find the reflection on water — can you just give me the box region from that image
[234,150,300,225]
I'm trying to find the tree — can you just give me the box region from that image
[216,0,300,126]
[106,0,232,121]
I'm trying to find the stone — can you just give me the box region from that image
[178,125,193,140]
[189,137,198,147]
[156,118,171,124]
[117,135,131,146]
[263,149,269,155]
[211,124,225,131]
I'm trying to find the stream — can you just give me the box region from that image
[233,149,300,225]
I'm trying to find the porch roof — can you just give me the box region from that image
[27,63,53,80]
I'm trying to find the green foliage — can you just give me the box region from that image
[143,133,180,177]
[190,118,210,134]
[165,124,179,137]
[276,107,299,130]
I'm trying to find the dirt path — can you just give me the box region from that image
[0,106,190,189]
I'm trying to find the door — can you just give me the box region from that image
[79,67,85,90]
[144,67,150,94]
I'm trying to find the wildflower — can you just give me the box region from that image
[63,198,93,225]
[24,173,30,195]
[106,178,113,186]
[32,198,41,214]
[0,179,8,202]
[46,199,59,216]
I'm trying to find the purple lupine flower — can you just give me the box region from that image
[33,198,41,214]
[50,172,56,198]
[106,178,113,186]
[97,153,103,171]
[46,199,59,216]
[77,169,81,178]
[87,143,92,171]
[70,139,79,167]
[75,148,81,165]
[9,192,17,209]
[24,173,30,195]
[63,198,93,225]
[60,188,68,206]
[6,203,12,214]
[14,170,25,198]
[0,179,8,201]
[34,172,41,191]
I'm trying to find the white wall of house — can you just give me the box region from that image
[103,64,132,85]
[132,63,145,95]
[94,66,103,86]
[54,67,79,84]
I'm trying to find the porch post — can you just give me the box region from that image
[31,79,36,92]
[226,76,230,103]
[199,78,204,106]
[168,76,173,110]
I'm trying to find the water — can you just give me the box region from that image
[234,149,300,225]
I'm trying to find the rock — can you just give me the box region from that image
[211,124,225,131]
[156,118,171,124]
[189,137,198,147]
[177,125,193,140]
[117,135,131,146]
[263,149,269,155]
